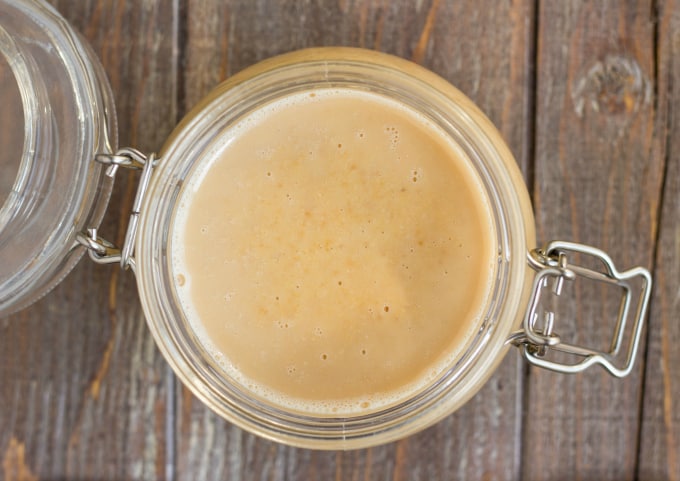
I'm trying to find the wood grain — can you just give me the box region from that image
[2,0,678,479]
[178,1,534,480]
[0,1,179,479]
[526,1,665,480]
[637,0,680,479]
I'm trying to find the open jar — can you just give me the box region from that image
[1,0,651,450]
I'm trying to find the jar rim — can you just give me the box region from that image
[136,47,535,449]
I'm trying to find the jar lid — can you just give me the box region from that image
[0,0,116,316]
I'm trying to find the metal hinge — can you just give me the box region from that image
[75,148,158,272]
[508,241,652,378]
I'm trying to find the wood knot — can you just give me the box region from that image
[571,55,650,117]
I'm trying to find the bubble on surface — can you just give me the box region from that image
[385,125,400,148]
[276,319,290,329]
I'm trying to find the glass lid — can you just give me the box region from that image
[0,45,23,214]
[0,0,116,316]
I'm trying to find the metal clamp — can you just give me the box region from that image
[75,148,158,272]
[508,241,652,377]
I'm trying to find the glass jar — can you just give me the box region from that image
[0,0,116,315]
[1,1,651,451]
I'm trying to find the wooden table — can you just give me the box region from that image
[1,1,678,479]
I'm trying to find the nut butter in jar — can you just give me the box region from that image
[0,0,651,451]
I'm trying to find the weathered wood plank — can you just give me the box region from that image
[178,1,534,479]
[6,2,673,479]
[526,1,664,480]
[0,1,179,479]
[637,0,680,478]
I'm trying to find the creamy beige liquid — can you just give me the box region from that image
[171,89,496,414]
